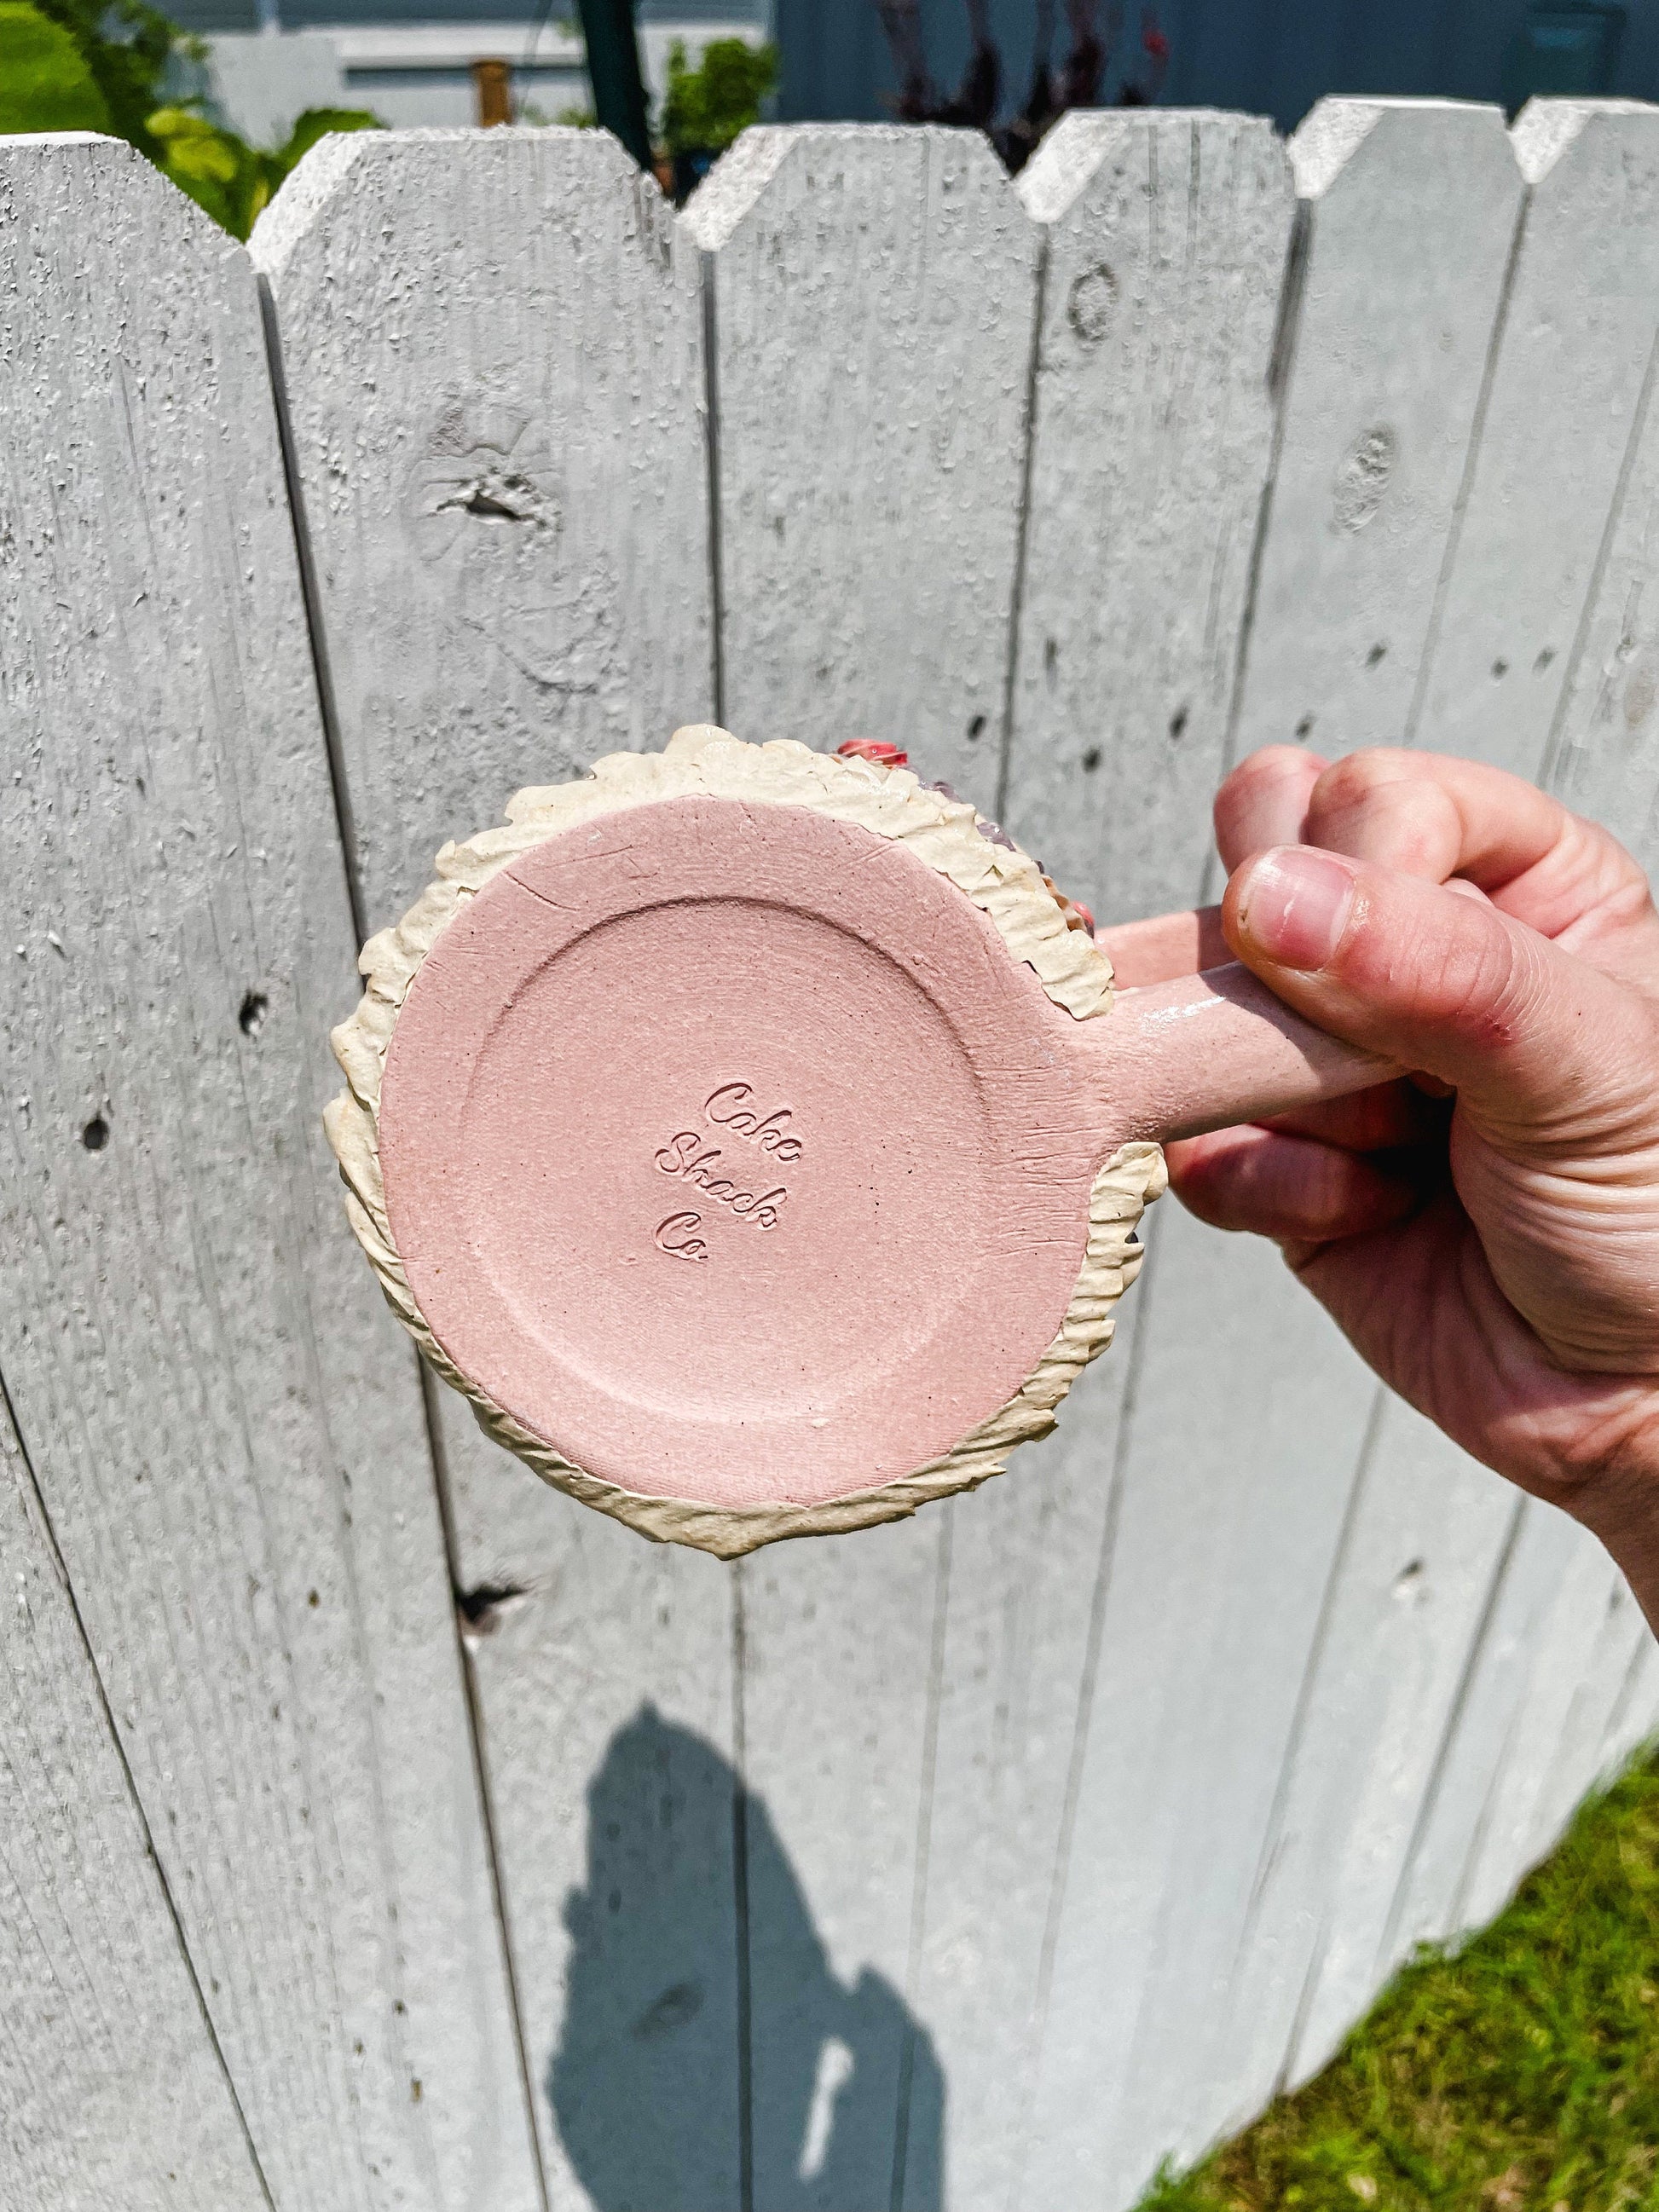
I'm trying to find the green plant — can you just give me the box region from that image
[0,0,108,131]
[0,0,379,240]
[147,103,379,240]
[28,0,182,156]
[658,35,776,157]
[1140,1747,1659,2212]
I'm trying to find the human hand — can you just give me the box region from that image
[1097,748,1659,1624]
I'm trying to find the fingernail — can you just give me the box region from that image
[1236,847,1356,970]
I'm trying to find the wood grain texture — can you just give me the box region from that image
[1018,1210,1381,2209]
[1376,1503,1618,1976]
[436,1418,743,2209]
[0,1394,269,2212]
[1408,103,1659,774]
[0,136,538,2209]
[905,121,1286,2203]
[680,120,1042,2212]
[1367,341,1659,1998]
[252,127,712,928]
[1112,101,1596,2174]
[905,1294,1148,2212]
[1001,109,1292,924]
[1009,101,1633,2206]
[1233,101,1525,759]
[1263,1417,1525,2092]
[685,124,1038,798]
[1598,1632,1659,1777]
[1463,349,1659,1891]
[255,126,725,2199]
[1224,228,1659,2094]
[735,1516,952,2212]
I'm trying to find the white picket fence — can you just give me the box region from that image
[4,99,1659,2212]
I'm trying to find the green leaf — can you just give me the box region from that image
[272,105,381,173]
[659,36,777,158]
[0,0,110,133]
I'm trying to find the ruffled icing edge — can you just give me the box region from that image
[326,724,1166,1556]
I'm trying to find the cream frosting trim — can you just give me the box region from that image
[327,725,1166,1557]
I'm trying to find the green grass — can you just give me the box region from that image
[1141,1751,1659,2212]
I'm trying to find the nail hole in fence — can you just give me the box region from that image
[457,1580,529,1639]
[81,1115,109,1152]
[239,989,269,1038]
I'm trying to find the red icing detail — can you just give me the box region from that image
[837,739,910,769]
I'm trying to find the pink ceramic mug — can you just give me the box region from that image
[327,727,1384,1556]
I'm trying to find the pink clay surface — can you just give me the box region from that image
[378,797,1104,1509]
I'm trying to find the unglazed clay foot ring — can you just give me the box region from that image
[325,727,1165,1557]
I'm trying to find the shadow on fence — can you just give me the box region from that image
[550,1706,945,2209]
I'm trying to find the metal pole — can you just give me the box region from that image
[576,0,653,170]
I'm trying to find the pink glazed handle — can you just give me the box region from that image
[1078,962,1396,1151]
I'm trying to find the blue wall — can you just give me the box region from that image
[776,0,1659,131]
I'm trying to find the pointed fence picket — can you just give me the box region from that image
[250,124,719,2210]
[0,133,536,2211]
[1,103,1656,2212]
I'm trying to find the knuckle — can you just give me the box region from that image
[1312,748,1414,811]
[1350,880,1528,1037]
[1309,752,1461,872]
[1238,743,1311,780]
[1217,744,1308,811]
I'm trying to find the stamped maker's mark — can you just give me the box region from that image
[653,1083,801,1263]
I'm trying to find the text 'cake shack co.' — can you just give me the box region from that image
[653,1083,801,1262]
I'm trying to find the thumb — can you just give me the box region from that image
[1224,844,1645,1138]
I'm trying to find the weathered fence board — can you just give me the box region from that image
[252,130,720,2203]
[0,1397,268,2212]
[905,1323,1146,2212]
[441,1445,743,2209]
[1010,102,1523,2208]
[1602,1633,1659,1776]
[1377,1505,1613,1959]
[685,124,1042,2212]
[1514,1544,1652,1872]
[907,109,1291,2212]
[251,125,712,924]
[1359,332,1659,2002]
[1093,98,1627,2181]
[0,136,535,2210]
[1002,108,1293,923]
[1491,355,1659,1876]
[1241,113,1659,2069]
[1273,1424,1525,2089]
[1234,100,1525,758]
[737,1521,951,2212]
[1019,1214,1380,2207]
[685,124,1038,799]
[1406,103,1659,775]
